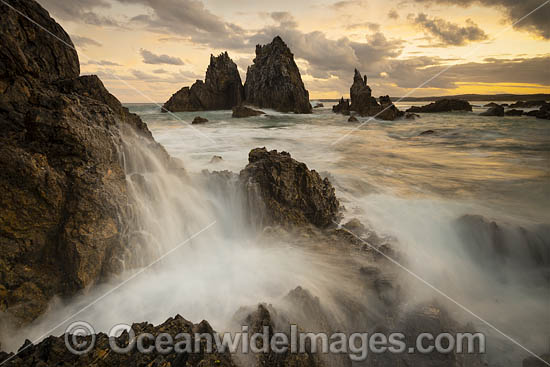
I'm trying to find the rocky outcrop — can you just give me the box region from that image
[510,100,547,108]
[244,36,312,114]
[0,0,168,324]
[406,99,472,113]
[0,315,235,366]
[334,70,403,120]
[332,97,350,115]
[232,105,265,118]
[162,52,244,112]
[480,105,504,116]
[505,109,524,116]
[239,148,339,228]
[483,102,502,108]
[192,116,208,124]
[525,102,550,120]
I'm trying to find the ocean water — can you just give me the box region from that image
[3,101,548,366]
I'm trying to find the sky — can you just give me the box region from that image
[35,0,550,102]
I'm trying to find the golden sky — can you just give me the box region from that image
[37,0,550,102]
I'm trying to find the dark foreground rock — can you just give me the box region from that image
[162,52,244,112]
[192,116,209,124]
[480,105,504,116]
[0,0,169,324]
[240,148,339,228]
[232,105,265,118]
[406,99,472,113]
[244,36,312,114]
[0,316,235,367]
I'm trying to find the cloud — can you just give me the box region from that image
[153,69,168,74]
[121,0,249,49]
[331,0,368,9]
[410,13,488,46]
[71,35,102,48]
[83,59,121,66]
[388,9,400,19]
[37,0,121,27]
[412,0,550,39]
[269,12,298,28]
[346,22,380,31]
[140,49,184,65]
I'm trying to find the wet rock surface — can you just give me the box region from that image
[332,97,351,115]
[406,99,472,113]
[163,52,244,112]
[0,0,169,325]
[0,316,236,367]
[505,109,524,116]
[244,36,312,114]
[239,148,339,228]
[232,105,265,118]
[480,105,504,116]
[192,116,209,124]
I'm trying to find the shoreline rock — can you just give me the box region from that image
[192,116,209,124]
[232,105,265,118]
[239,148,339,228]
[480,105,504,116]
[244,36,312,114]
[406,99,472,113]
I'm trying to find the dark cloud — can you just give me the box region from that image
[388,9,399,19]
[140,49,184,65]
[413,0,550,39]
[71,35,102,48]
[410,13,488,46]
[37,0,121,27]
[121,0,249,49]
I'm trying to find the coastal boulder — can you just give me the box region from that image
[332,97,350,115]
[163,52,244,112]
[480,105,504,116]
[244,36,312,114]
[239,148,339,228]
[406,99,472,113]
[232,105,265,118]
[505,109,524,116]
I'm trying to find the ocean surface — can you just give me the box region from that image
[3,101,548,366]
[126,101,550,364]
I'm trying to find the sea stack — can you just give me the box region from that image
[334,69,403,120]
[163,52,244,112]
[244,36,312,114]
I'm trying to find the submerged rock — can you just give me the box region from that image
[480,105,504,116]
[232,105,265,118]
[348,115,358,122]
[405,112,420,119]
[314,102,324,108]
[163,52,244,112]
[244,36,312,114]
[239,148,339,228]
[192,116,209,124]
[210,155,223,163]
[419,129,436,136]
[483,102,502,108]
[406,99,472,113]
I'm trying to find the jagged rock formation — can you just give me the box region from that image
[232,105,265,118]
[0,0,169,324]
[244,36,312,114]
[240,148,339,228]
[406,99,472,113]
[332,97,350,115]
[0,316,235,366]
[480,105,504,116]
[334,70,403,120]
[162,52,244,112]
